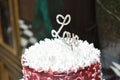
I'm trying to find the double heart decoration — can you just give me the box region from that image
[51,14,79,49]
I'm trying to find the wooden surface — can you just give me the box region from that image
[0,5,3,43]
[0,46,22,80]
[0,0,22,80]
[0,62,4,80]
[0,0,21,56]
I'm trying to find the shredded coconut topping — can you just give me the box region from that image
[22,38,100,72]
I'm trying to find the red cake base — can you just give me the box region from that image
[22,62,101,80]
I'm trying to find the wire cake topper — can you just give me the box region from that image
[51,14,79,49]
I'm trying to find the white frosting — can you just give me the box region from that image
[22,38,100,72]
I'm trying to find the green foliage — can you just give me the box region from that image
[96,0,120,43]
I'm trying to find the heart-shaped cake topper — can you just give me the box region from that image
[51,14,79,49]
[52,14,71,38]
[56,14,71,26]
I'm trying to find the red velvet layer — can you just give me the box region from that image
[22,62,101,80]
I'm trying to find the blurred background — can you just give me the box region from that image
[0,0,120,80]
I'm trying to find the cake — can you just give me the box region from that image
[21,14,102,80]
